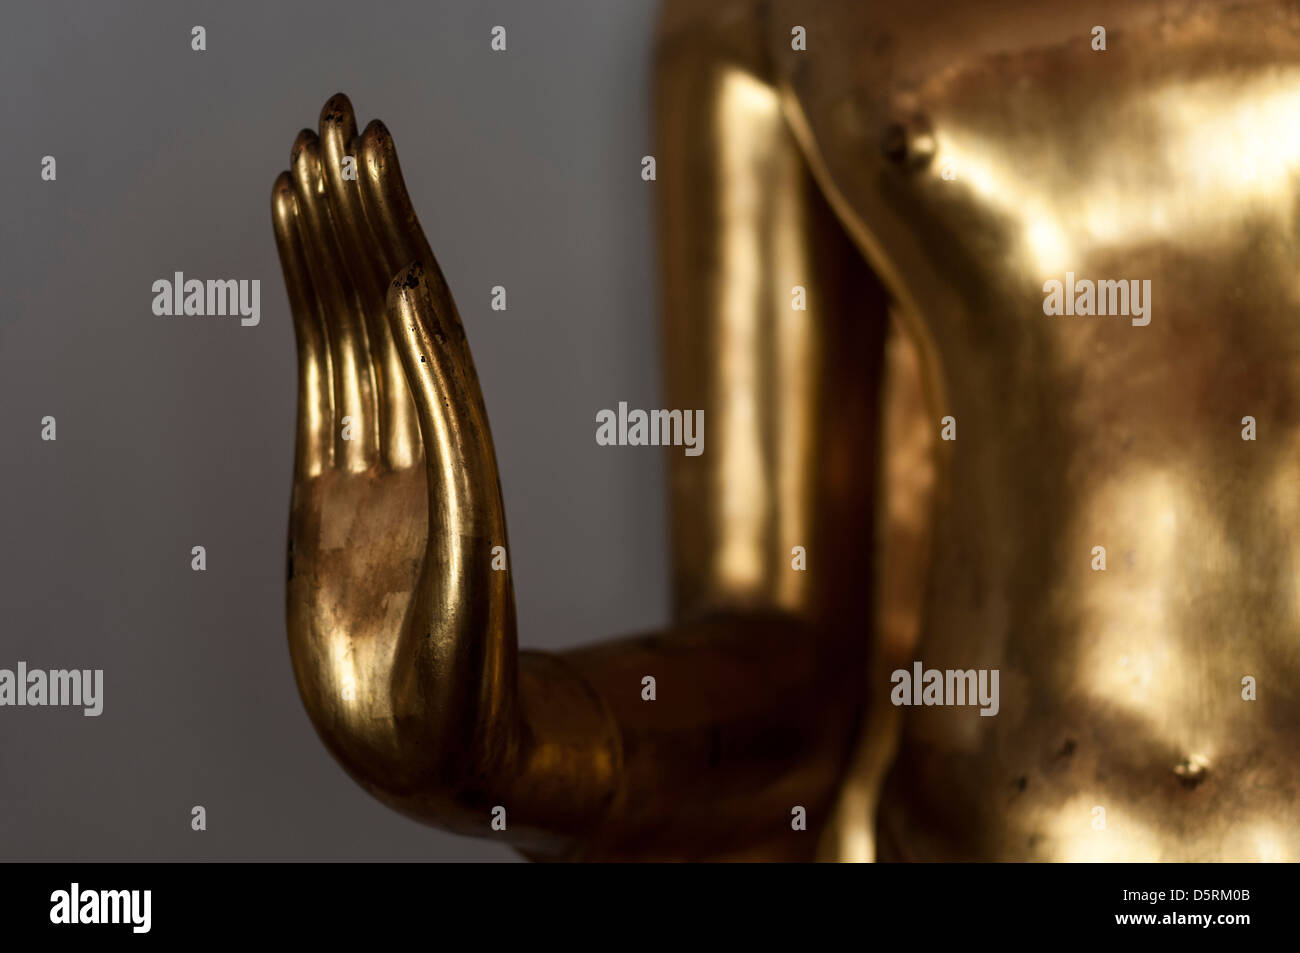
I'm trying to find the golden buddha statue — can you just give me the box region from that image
[269,0,1300,861]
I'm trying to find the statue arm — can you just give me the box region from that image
[273,0,889,860]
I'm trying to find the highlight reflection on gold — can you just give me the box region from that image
[931,74,1300,288]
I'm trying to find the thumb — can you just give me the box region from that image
[385,260,519,763]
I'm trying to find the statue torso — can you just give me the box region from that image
[772,0,1300,860]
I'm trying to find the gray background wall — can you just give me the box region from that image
[0,0,666,861]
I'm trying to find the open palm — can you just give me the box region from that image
[270,95,519,807]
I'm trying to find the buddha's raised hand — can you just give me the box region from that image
[270,94,617,854]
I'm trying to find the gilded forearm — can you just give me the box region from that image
[533,613,865,859]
